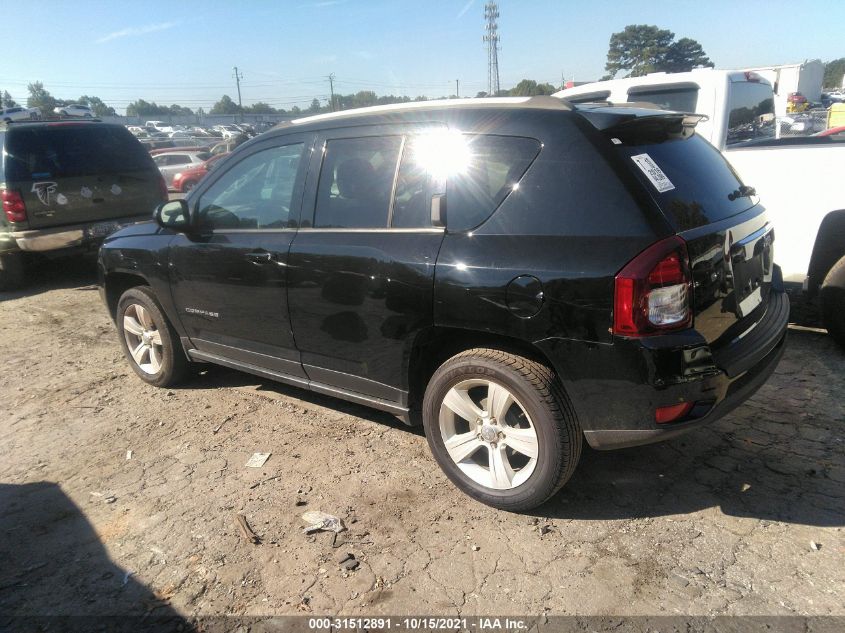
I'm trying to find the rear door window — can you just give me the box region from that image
[313,136,402,229]
[5,125,153,181]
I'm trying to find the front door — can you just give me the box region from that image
[169,135,311,376]
[287,128,445,404]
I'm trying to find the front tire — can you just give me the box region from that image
[422,348,581,511]
[116,286,188,387]
[822,286,845,350]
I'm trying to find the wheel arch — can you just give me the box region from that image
[807,209,845,297]
[405,326,567,415]
[103,271,150,322]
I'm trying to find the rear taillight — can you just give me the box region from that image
[1,189,27,223]
[613,236,692,337]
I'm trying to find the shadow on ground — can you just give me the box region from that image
[0,254,99,303]
[0,482,192,630]
[181,363,421,435]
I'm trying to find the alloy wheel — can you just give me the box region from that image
[438,379,539,490]
[122,304,164,375]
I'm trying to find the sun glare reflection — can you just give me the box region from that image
[411,130,471,181]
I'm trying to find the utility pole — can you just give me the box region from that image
[232,66,244,121]
[328,73,336,112]
[483,2,500,97]
[455,79,460,98]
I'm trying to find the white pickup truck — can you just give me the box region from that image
[556,69,845,347]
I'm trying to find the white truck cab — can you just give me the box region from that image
[556,69,845,346]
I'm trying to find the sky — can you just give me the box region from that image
[3,0,844,115]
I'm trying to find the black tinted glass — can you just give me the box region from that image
[725,81,776,146]
[618,133,754,231]
[197,143,304,230]
[626,87,698,112]
[391,138,433,229]
[314,136,402,229]
[447,135,541,231]
[5,126,153,180]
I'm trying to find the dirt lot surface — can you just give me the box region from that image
[1,256,844,622]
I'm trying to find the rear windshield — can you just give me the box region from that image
[5,125,154,181]
[615,129,755,231]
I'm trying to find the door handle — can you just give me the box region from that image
[246,251,273,264]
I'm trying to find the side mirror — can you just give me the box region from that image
[154,199,190,230]
[431,193,447,228]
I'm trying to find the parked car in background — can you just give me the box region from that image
[55,104,94,118]
[100,97,788,510]
[556,69,845,348]
[152,151,211,189]
[0,119,167,289]
[170,153,228,193]
[1,106,40,122]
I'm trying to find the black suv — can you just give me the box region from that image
[0,120,166,289]
[99,97,788,510]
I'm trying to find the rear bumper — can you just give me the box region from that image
[584,326,786,449]
[9,215,150,253]
[538,288,790,450]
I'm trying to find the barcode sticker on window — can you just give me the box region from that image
[630,153,675,193]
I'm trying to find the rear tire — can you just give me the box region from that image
[822,286,845,350]
[116,286,189,387]
[0,252,25,291]
[422,348,581,511]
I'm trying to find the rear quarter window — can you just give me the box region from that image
[5,125,154,181]
[446,135,540,231]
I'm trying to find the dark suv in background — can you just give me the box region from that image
[0,120,166,289]
[99,97,788,510]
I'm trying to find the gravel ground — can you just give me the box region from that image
[0,255,843,621]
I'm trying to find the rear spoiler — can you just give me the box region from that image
[573,105,708,143]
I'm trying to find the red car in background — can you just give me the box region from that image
[171,153,228,193]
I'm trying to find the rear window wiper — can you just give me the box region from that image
[728,185,756,201]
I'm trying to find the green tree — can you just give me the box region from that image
[27,81,58,114]
[126,99,172,116]
[245,102,277,114]
[308,98,322,113]
[77,95,116,117]
[168,104,194,116]
[508,79,557,96]
[1,91,18,108]
[823,58,845,89]
[209,95,241,115]
[663,38,714,73]
[605,25,712,78]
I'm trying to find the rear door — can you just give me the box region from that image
[286,126,445,403]
[6,124,163,228]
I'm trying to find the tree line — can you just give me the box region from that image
[4,26,842,117]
